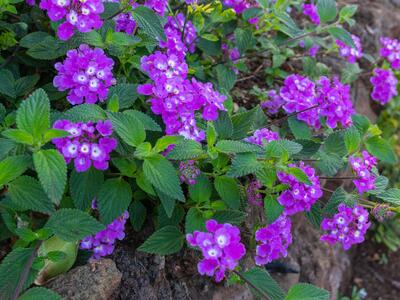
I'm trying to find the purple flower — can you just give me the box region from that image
[277,162,322,215]
[80,209,129,260]
[316,76,355,129]
[254,214,292,265]
[321,204,370,250]
[246,180,263,207]
[53,44,115,105]
[279,74,320,129]
[261,90,285,114]
[370,68,398,105]
[223,0,253,14]
[39,0,104,40]
[380,37,400,69]
[52,119,117,172]
[302,3,320,25]
[336,35,363,64]
[115,12,137,35]
[349,151,377,194]
[179,160,201,185]
[144,0,168,17]
[186,220,246,282]
[309,44,320,57]
[245,128,279,146]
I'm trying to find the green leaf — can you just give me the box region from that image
[19,287,62,300]
[323,187,354,216]
[112,158,137,177]
[323,130,347,156]
[287,167,312,185]
[167,139,204,160]
[277,139,303,156]
[327,27,355,48]
[352,114,370,135]
[108,84,138,109]
[81,30,104,47]
[365,136,397,164]
[63,104,106,122]
[107,31,141,46]
[344,126,361,153]
[97,178,132,224]
[15,75,40,97]
[317,0,338,23]
[107,94,119,112]
[129,200,147,231]
[234,28,256,54]
[213,210,247,225]
[154,135,183,153]
[20,32,51,48]
[285,283,329,300]
[0,69,15,98]
[189,174,212,203]
[143,155,184,201]
[231,108,256,140]
[108,111,146,147]
[206,122,218,147]
[33,149,67,205]
[0,247,38,299]
[46,209,104,242]
[377,188,400,206]
[339,5,358,20]
[124,110,161,132]
[288,116,311,140]
[185,207,206,233]
[214,176,241,209]
[2,129,33,145]
[216,140,263,154]
[240,268,285,300]
[0,155,30,188]
[157,205,184,229]
[15,228,38,242]
[295,140,321,157]
[214,111,233,139]
[132,6,166,42]
[341,62,361,84]
[264,195,284,224]
[16,89,50,141]
[216,64,237,93]
[69,168,104,210]
[369,176,389,196]
[8,176,55,214]
[156,188,176,218]
[256,166,277,188]
[138,225,184,255]
[316,151,343,176]
[227,153,262,177]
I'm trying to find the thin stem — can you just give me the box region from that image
[232,270,270,300]
[319,176,357,180]
[12,241,43,300]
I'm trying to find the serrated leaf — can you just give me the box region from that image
[138,225,184,255]
[213,210,247,225]
[185,207,206,233]
[46,209,104,242]
[132,6,166,42]
[108,84,138,109]
[16,89,50,141]
[63,104,106,122]
[97,178,132,224]
[227,153,262,177]
[369,176,389,196]
[234,28,256,54]
[240,268,285,300]
[0,155,30,187]
[216,64,237,93]
[19,287,62,300]
[288,116,311,140]
[231,109,256,140]
[305,202,323,228]
[285,283,329,300]
[69,168,104,210]
[0,69,15,98]
[167,139,204,160]
[124,110,162,132]
[2,129,33,145]
[216,140,263,154]
[143,155,184,201]
[365,136,397,164]
[8,176,55,214]
[323,187,354,216]
[327,27,355,48]
[264,195,284,224]
[323,130,347,156]
[33,149,67,205]
[156,188,176,218]
[344,126,361,153]
[108,111,146,147]
[287,167,312,185]
[277,139,303,156]
[129,201,147,232]
[377,188,400,206]
[317,0,337,23]
[295,140,321,157]
[189,174,212,203]
[214,111,233,139]
[214,176,241,209]
[154,135,183,153]
[352,114,370,135]
[316,151,343,176]
[158,205,184,229]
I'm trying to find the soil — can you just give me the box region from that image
[349,239,400,300]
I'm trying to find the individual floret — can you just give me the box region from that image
[336,35,363,64]
[302,3,320,25]
[349,151,377,194]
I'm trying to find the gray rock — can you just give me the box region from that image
[46,259,122,300]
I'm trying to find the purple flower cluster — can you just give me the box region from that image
[370,68,398,105]
[39,0,104,40]
[254,214,293,265]
[261,90,285,114]
[80,211,129,259]
[186,220,246,282]
[316,76,354,128]
[222,44,241,62]
[115,12,137,35]
[349,151,377,194]
[53,44,115,105]
[280,74,320,129]
[321,204,370,250]
[52,119,117,172]
[380,37,400,69]
[246,180,263,207]
[302,3,320,25]
[336,35,363,64]
[144,0,168,17]
[179,160,200,185]
[277,162,323,216]
[223,0,252,14]
[245,128,279,146]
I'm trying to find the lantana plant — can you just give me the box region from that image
[1,0,400,299]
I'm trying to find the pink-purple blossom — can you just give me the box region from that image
[370,68,398,105]
[39,0,104,40]
[223,0,252,14]
[179,160,201,185]
[321,204,370,250]
[380,37,400,69]
[52,119,117,172]
[245,128,279,146]
[80,210,129,259]
[261,90,285,114]
[302,3,320,25]
[246,180,263,206]
[336,35,363,64]
[277,162,322,216]
[254,214,292,265]
[186,219,246,282]
[349,151,377,194]
[53,44,115,105]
